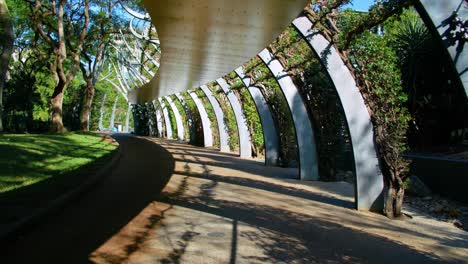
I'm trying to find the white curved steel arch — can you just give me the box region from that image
[416,0,468,98]
[152,100,164,137]
[165,95,185,141]
[235,67,280,166]
[175,93,193,142]
[188,91,214,147]
[258,49,320,181]
[216,78,252,158]
[200,85,230,152]
[158,97,173,139]
[121,4,150,21]
[293,16,384,211]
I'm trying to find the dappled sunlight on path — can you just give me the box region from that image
[92,138,468,264]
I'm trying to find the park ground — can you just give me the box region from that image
[0,134,466,263]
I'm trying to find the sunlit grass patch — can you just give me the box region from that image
[0,132,117,193]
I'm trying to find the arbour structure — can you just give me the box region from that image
[114,1,468,211]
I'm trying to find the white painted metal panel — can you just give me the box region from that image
[130,0,309,102]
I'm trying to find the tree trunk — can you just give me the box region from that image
[0,0,14,132]
[109,95,119,131]
[50,82,67,133]
[80,80,95,131]
[384,182,405,218]
[98,92,107,131]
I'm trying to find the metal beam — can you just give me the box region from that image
[132,0,309,102]
[158,97,173,139]
[235,67,280,166]
[165,95,185,141]
[121,4,150,20]
[293,16,384,211]
[152,100,164,137]
[416,0,468,98]
[200,85,230,152]
[188,90,214,147]
[175,93,194,142]
[258,49,319,180]
[216,78,252,158]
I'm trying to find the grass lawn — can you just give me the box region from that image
[0,132,117,193]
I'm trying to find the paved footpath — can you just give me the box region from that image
[2,136,468,263]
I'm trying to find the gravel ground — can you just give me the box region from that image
[405,194,468,231]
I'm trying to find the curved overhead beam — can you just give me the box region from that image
[188,90,213,147]
[135,39,160,68]
[128,17,161,45]
[235,67,280,166]
[120,31,156,77]
[293,16,384,211]
[200,85,230,152]
[112,63,132,93]
[165,96,185,141]
[112,60,137,90]
[104,79,128,101]
[130,0,309,103]
[216,78,252,158]
[416,0,468,98]
[258,49,319,181]
[121,4,150,20]
[158,97,173,139]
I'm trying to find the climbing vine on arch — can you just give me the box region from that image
[244,57,299,168]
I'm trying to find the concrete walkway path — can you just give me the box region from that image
[2,136,467,263]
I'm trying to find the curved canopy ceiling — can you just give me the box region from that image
[129,0,309,103]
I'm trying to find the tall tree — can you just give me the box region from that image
[29,0,90,132]
[79,0,119,131]
[0,0,14,132]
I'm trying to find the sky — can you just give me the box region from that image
[344,0,375,11]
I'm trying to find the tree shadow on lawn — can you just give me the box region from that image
[0,142,117,224]
[0,134,176,264]
[0,133,115,191]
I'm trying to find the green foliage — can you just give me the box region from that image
[161,97,177,140]
[239,87,264,155]
[385,10,467,148]
[89,78,129,132]
[350,29,411,184]
[225,73,264,157]
[336,0,413,48]
[208,82,239,151]
[147,102,157,136]
[244,57,298,167]
[62,76,85,131]
[270,26,353,179]
[196,88,219,148]
[0,132,116,192]
[170,95,189,140]
[132,103,149,136]
[180,92,204,146]
[3,61,54,132]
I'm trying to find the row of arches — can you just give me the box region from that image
[129,1,467,212]
[132,14,383,211]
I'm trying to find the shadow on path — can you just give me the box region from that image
[0,134,175,264]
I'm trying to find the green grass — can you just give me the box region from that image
[0,132,117,193]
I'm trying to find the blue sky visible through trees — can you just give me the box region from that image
[344,0,374,11]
